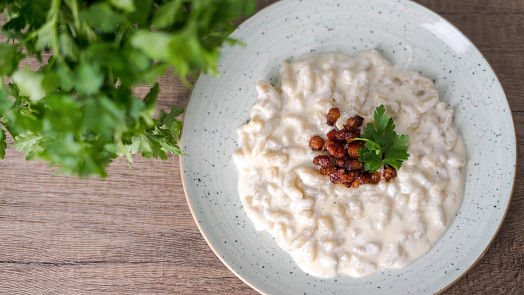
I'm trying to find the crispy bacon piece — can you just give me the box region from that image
[323,140,334,150]
[347,159,363,171]
[335,158,345,168]
[344,115,364,130]
[326,129,337,141]
[320,165,336,175]
[383,165,397,181]
[335,129,359,142]
[313,155,330,167]
[340,171,358,183]
[327,107,340,126]
[325,141,345,159]
[335,158,363,171]
[346,141,365,159]
[329,168,346,183]
[370,172,381,184]
[357,172,371,185]
[309,136,324,151]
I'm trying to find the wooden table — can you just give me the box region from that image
[0,0,522,294]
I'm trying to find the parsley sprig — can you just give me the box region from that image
[355,105,409,172]
[0,0,255,177]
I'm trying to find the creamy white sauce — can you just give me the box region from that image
[233,51,466,278]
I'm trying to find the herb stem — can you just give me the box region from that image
[50,0,69,68]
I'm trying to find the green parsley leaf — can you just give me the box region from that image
[79,3,126,33]
[0,88,13,115]
[355,105,410,172]
[383,133,409,170]
[0,0,255,177]
[0,43,23,76]
[74,63,104,95]
[12,69,46,102]
[110,0,136,13]
[152,0,183,29]
[12,133,45,161]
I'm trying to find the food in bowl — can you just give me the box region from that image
[309,104,406,188]
[233,50,466,278]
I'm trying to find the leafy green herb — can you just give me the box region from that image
[0,0,255,177]
[355,105,409,172]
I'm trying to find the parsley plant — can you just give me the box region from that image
[0,0,255,177]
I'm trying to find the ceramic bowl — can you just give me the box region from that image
[180,0,516,294]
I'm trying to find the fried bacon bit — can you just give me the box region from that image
[370,172,381,184]
[346,141,364,159]
[323,139,334,150]
[325,141,345,159]
[329,168,347,184]
[357,173,371,185]
[320,165,336,175]
[335,158,362,171]
[339,171,356,183]
[334,158,345,168]
[313,155,330,167]
[335,129,359,142]
[383,164,397,181]
[309,136,324,151]
[327,107,340,126]
[346,159,364,170]
[326,129,337,141]
[344,115,364,130]
[310,109,397,188]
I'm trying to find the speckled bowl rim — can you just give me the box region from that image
[180,170,267,295]
[179,0,517,294]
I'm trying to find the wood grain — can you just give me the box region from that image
[0,0,522,294]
